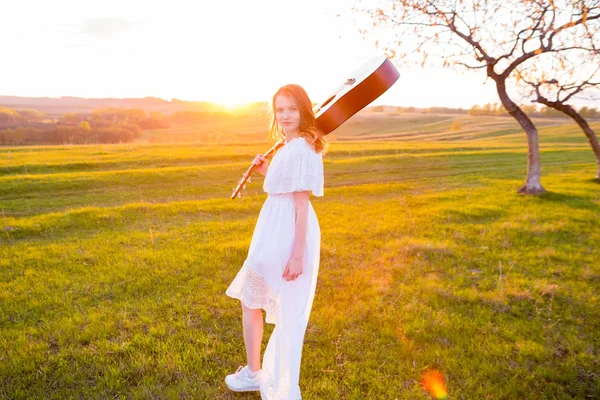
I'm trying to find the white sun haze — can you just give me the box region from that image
[1,0,504,108]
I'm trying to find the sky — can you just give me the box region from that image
[0,0,593,109]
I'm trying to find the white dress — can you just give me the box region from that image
[226,136,324,400]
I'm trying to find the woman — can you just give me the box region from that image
[225,84,327,399]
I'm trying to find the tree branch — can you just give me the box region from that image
[456,61,488,69]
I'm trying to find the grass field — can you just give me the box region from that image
[1,115,599,399]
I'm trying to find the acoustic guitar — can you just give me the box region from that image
[231,55,400,199]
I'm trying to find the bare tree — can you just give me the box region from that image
[517,31,600,179]
[354,0,600,193]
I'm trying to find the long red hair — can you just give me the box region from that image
[269,84,328,155]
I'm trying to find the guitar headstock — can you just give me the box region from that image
[231,140,284,200]
[231,175,251,199]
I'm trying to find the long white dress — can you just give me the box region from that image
[226,136,324,400]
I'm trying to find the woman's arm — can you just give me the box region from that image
[291,190,310,260]
[252,154,269,176]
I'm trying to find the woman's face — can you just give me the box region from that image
[275,94,301,135]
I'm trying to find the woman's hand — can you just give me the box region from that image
[252,154,269,176]
[282,256,303,281]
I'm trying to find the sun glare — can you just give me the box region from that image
[220,99,251,110]
[421,369,448,399]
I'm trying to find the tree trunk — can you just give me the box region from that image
[495,78,547,194]
[537,99,600,180]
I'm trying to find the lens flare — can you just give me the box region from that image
[421,369,448,399]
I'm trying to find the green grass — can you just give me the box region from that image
[1,116,599,399]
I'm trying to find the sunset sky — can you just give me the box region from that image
[2,0,593,109]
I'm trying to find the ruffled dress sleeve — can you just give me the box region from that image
[263,141,324,197]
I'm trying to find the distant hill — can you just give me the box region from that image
[0,95,264,116]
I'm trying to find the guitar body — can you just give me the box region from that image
[314,56,400,134]
[231,55,399,199]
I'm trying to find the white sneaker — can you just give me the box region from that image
[225,365,262,392]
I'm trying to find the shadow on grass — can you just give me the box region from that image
[537,191,600,212]
[441,207,506,224]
